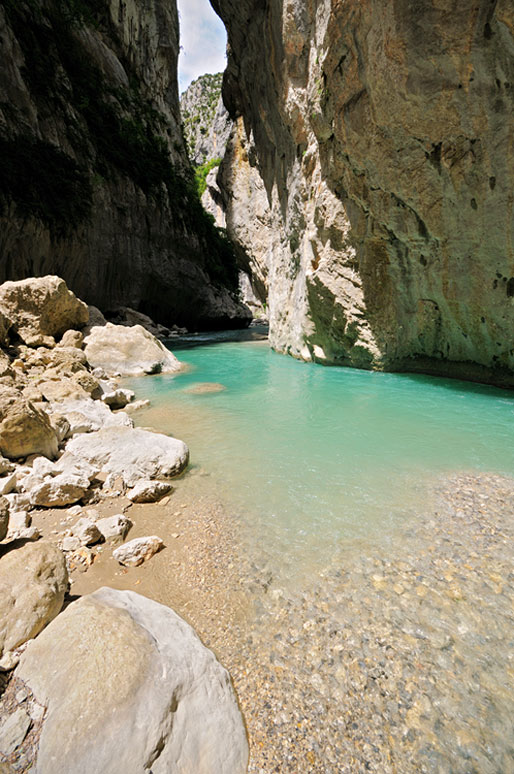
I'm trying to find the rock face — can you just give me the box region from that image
[15,588,249,773]
[0,0,249,331]
[0,541,68,657]
[83,323,182,376]
[181,73,232,164]
[0,276,88,346]
[66,426,189,486]
[213,0,514,386]
[0,389,58,460]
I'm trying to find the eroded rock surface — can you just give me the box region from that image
[84,323,181,376]
[214,0,514,385]
[15,587,249,773]
[0,541,68,657]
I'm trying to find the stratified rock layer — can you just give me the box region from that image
[214,0,514,385]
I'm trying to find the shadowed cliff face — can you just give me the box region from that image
[213,0,514,384]
[0,0,250,331]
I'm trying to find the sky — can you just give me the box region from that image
[177,0,227,93]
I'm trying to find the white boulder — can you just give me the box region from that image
[14,588,248,773]
[29,473,89,507]
[66,425,189,487]
[96,514,132,542]
[84,322,182,376]
[71,517,102,546]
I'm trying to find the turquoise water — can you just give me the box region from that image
[127,337,514,579]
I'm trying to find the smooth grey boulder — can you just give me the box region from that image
[0,541,68,657]
[66,426,189,487]
[15,588,249,774]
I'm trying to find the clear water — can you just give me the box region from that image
[126,335,514,583]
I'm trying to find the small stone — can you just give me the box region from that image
[127,480,173,504]
[96,514,132,542]
[71,518,102,546]
[0,709,31,755]
[9,511,31,531]
[11,527,40,541]
[61,536,80,552]
[113,536,164,567]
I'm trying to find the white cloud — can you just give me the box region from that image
[177,0,227,93]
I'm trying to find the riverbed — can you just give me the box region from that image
[122,334,514,773]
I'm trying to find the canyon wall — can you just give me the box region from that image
[0,0,250,330]
[213,0,514,385]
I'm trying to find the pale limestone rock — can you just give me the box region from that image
[37,378,90,403]
[123,398,150,414]
[113,536,163,566]
[0,541,68,656]
[48,414,71,444]
[10,526,39,542]
[15,588,248,774]
[54,453,99,482]
[71,517,102,546]
[84,323,181,376]
[96,514,132,542]
[46,397,133,435]
[58,330,83,349]
[61,536,80,552]
[101,388,135,409]
[127,480,173,504]
[0,709,31,756]
[0,277,88,347]
[0,472,16,495]
[0,390,58,460]
[66,426,189,487]
[8,511,30,533]
[29,473,89,507]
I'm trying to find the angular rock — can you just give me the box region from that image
[96,514,132,542]
[0,390,58,460]
[8,511,30,533]
[101,387,134,409]
[127,480,173,504]
[113,536,164,566]
[29,473,89,507]
[15,588,248,774]
[0,709,31,756]
[0,276,88,347]
[71,517,102,546]
[0,472,16,495]
[46,398,133,436]
[0,456,15,476]
[84,323,182,376]
[66,425,189,487]
[122,399,150,414]
[61,536,80,552]
[0,541,68,656]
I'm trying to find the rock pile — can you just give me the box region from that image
[0,276,247,771]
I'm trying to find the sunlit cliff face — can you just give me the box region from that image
[212,0,514,386]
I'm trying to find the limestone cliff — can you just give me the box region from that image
[180,73,232,165]
[0,0,250,330]
[213,0,514,385]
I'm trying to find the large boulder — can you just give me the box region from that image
[15,588,248,773]
[65,426,189,486]
[0,389,58,460]
[0,541,68,657]
[0,277,88,347]
[83,323,181,376]
[46,398,133,436]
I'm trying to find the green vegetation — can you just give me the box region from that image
[181,72,223,162]
[194,158,221,197]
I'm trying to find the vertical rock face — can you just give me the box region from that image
[0,0,249,330]
[180,73,232,164]
[213,0,514,384]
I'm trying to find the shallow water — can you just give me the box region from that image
[127,338,514,772]
[127,337,514,581]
